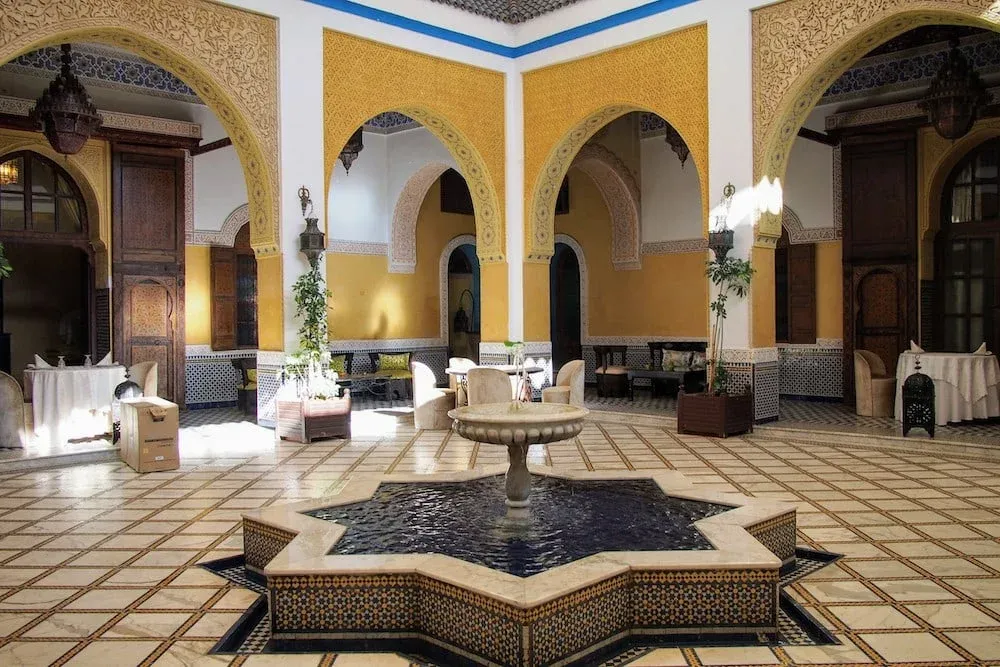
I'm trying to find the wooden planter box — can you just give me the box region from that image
[676,390,754,438]
[276,390,351,443]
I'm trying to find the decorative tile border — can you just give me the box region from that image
[783,205,839,243]
[327,239,389,255]
[778,344,844,400]
[640,238,708,255]
[184,348,257,409]
[188,204,249,247]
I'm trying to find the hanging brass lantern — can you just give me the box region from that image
[29,44,102,155]
[919,39,988,141]
[297,186,325,268]
[338,127,364,174]
[664,124,690,169]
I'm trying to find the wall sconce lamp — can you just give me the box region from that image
[297,185,325,268]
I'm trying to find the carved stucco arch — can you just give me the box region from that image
[570,144,641,271]
[529,104,706,262]
[439,234,478,341]
[753,0,1000,246]
[218,203,250,248]
[327,106,504,263]
[554,234,589,343]
[389,162,451,273]
[0,0,279,254]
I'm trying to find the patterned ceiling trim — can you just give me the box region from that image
[825,84,1000,130]
[822,31,1000,104]
[364,111,420,135]
[428,0,581,24]
[0,94,201,138]
[1,43,201,104]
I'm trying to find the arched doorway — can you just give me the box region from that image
[935,138,1000,353]
[550,242,582,371]
[447,242,480,362]
[0,151,93,374]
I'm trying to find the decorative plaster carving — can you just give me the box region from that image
[641,238,708,255]
[0,0,279,254]
[570,144,641,271]
[389,162,451,273]
[752,0,1000,245]
[438,234,477,343]
[0,94,201,138]
[323,31,505,263]
[782,205,839,244]
[832,145,842,236]
[187,203,249,247]
[184,152,194,245]
[524,26,708,261]
[328,240,389,255]
[554,234,589,344]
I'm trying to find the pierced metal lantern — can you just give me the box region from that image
[112,371,143,444]
[29,44,102,155]
[918,39,988,141]
[708,183,736,261]
[338,127,364,173]
[902,357,935,438]
[297,185,325,267]
[664,123,690,168]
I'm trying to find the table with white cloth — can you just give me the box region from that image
[894,352,1000,425]
[445,365,544,405]
[25,365,127,441]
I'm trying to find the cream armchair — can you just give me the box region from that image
[129,361,158,397]
[854,350,895,417]
[448,357,476,406]
[412,361,456,430]
[0,371,25,448]
[466,367,512,405]
[542,360,585,406]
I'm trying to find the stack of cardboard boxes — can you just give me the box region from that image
[119,397,179,473]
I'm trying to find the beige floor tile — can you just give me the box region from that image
[883,541,954,557]
[0,587,80,610]
[860,631,963,663]
[907,603,999,628]
[944,577,1000,599]
[103,568,176,586]
[33,567,110,587]
[211,588,260,610]
[182,611,242,637]
[915,523,984,539]
[826,604,920,629]
[168,569,230,587]
[694,646,780,665]
[22,611,116,638]
[63,640,161,666]
[783,635,873,664]
[65,588,147,610]
[139,588,218,610]
[873,579,958,601]
[332,654,413,666]
[0,640,76,666]
[104,612,193,638]
[800,580,882,603]
[149,640,230,666]
[132,551,198,568]
[0,568,48,586]
[625,648,687,666]
[242,655,324,666]
[71,550,141,567]
[0,611,41,636]
[910,557,990,576]
[6,550,77,567]
[845,559,921,579]
[945,630,1000,660]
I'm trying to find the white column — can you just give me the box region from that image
[278,10,327,354]
[707,4,754,352]
[505,65,525,342]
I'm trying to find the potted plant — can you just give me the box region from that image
[275,187,351,443]
[677,186,755,438]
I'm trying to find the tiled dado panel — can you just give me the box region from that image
[753,361,780,423]
[184,349,256,409]
[328,344,449,385]
[244,520,295,572]
[747,512,797,564]
[921,280,935,352]
[779,347,843,399]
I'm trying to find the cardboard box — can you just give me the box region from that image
[120,397,179,473]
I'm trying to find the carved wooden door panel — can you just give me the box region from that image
[854,266,908,373]
[116,275,178,400]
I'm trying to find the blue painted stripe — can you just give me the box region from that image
[302,0,700,58]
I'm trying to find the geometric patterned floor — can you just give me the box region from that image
[1,408,1000,665]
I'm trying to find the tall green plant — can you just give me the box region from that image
[291,263,331,365]
[706,256,754,394]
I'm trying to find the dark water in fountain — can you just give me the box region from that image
[306,475,731,577]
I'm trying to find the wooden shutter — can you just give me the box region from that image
[210,246,237,350]
[787,243,817,344]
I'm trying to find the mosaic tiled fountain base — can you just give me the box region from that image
[242,467,797,667]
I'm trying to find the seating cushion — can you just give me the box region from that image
[596,365,628,375]
[330,355,347,374]
[689,352,707,370]
[379,353,410,371]
[542,386,571,404]
[238,383,258,391]
[246,369,257,383]
[664,351,692,371]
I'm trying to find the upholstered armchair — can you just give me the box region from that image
[466,367,512,405]
[542,360,585,406]
[449,357,476,406]
[854,350,895,417]
[411,361,455,430]
[0,371,25,448]
[129,361,158,398]
[594,345,629,397]
[231,358,257,416]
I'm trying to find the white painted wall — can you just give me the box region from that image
[640,135,702,241]
[191,106,248,232]
[784,135,834,231]
[326,127,458,243]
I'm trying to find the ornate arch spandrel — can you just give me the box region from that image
[570,144,641,271]
[0,0,279,255]
[390,163,451,274]
[752,0,1000,244]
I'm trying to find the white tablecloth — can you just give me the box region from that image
[894,352,1000,425]
[25,366,126,441]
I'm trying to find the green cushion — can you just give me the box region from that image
[330,355,347,374]
[238,383,258,391]
[379,353,410,371]
[246,369,257,383]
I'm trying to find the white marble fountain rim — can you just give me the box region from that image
[244,466,796,610]
[448,401,590,423]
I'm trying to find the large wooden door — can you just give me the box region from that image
[550,243,582,370]
[112,147,186,405]
[841,133,919,401]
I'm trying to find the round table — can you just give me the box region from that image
[894,352,1000,425]
[25,365,127,442]
[445,365,544,405]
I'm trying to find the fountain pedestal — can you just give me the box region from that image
[448,402,588,506]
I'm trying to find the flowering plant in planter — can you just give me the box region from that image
[287,263,339,399]
[706,256,754,394]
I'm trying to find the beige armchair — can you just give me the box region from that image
[542,360,585,406]
[466,367,512,405]
[0,371,25,448]
[854,350,895,417]
[411,361,456,430]
[448,357,476,406]
[129,361,159,397]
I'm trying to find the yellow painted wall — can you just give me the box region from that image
[815,241,843,340]
[554,169,708,338]
[184,246,212,346]
[327,180,475,340]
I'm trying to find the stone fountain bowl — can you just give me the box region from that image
[448,402,589,445]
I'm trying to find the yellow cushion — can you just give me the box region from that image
[379,353,410,371]
[246,368,257,383]
[330,355,347,374]
[238,383,257,391]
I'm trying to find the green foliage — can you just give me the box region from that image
[706,256,754,394]
[0,243,11,279]
[291,264,331,366]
